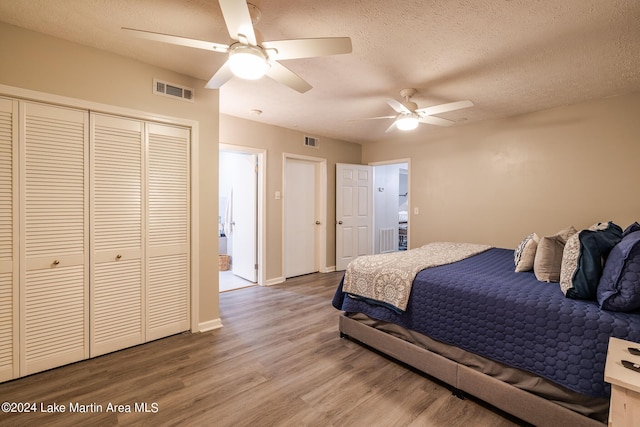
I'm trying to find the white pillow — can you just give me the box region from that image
[514,233,539,272]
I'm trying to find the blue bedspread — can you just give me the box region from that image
[332,248,640,398]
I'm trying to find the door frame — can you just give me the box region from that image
[369,158,411,250]
[282,153,327,278]
[219,143,266,286]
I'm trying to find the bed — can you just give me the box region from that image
[332,230,640,426]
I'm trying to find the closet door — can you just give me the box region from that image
[146,123,190,340]
[90,113,144,357]
[0,97,18,382]
[20,102,89,376]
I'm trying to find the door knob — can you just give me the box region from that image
[315,221,321,225]
[337,221,343,225]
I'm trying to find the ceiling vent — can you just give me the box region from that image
[153,78,194,102]
[304,136,319,148]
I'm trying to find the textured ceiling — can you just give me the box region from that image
[1,0,639,144]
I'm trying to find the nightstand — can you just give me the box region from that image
[605,337,640,426]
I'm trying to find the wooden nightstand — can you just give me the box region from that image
[605,337,640,426]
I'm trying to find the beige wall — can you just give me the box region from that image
[0,23,220,327]
[363,92,640,249]
[220,114,361,281]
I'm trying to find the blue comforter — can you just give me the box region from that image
[332,248,640,398]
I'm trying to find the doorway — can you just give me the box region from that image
[219,145,266,291]
[335,159,410,270]
[372,161,410,253]
[283,154,327,279]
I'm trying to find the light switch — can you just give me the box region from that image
[275,191,281,200]
[414,207,419,215]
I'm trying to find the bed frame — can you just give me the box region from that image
[339,314,605,427]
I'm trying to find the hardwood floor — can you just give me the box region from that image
[0,272,523,426]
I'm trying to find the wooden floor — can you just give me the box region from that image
[0,272,524,426]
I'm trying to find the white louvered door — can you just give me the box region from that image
[20,102,89,376]
[146,123,190,340]
[90,113,144,357]
[0,97,18,382]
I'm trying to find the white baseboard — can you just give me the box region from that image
[322,266,337,273]
[265,276,285,286]
[198,318,223,332]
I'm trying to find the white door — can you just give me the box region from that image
[20,102,90,376]
[0,97,18,382]
[336,163,373,271]
[90,113,144,357]
[284,158,317,277]
[231,153,257,282]
[146,123,190,341]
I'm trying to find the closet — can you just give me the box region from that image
[0,97,190,381]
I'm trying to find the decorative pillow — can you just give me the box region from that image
[597,231,640,312]
[623,222,640,237]
[534,226,577,282]
[559,222,623,300]
[514,233,539,272]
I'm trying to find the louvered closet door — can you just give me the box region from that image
[90,114,144,357]
[0,98,18,382]
[20,102,89,376]
[146,123,190,340]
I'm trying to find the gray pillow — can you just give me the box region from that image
[534,226,577,282]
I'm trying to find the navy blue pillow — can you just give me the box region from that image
[560,222,622,300]
[623,222,640,237]
[598,231,640,312]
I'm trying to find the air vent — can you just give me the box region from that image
[153,79,194,102]
[304,136,319,148]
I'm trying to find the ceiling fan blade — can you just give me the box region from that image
[416,100,474,116]
[265,62,312,93]
[361,115,397,120]
[418,115,455,126]
[218,0,257,45]
[122,27,229,52]
[385,99,411,114]
[205,61,235,89]
[262,37,352,60]
[385,122,397,133]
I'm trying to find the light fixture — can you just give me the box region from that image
[395,113,420,131]
[228,45,270,80]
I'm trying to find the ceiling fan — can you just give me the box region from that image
[122,0,352,93]
[367,89,474,132]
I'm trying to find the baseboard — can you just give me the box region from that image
[198,318,223,332]
[322,266,337,273]
[265,276,285,286]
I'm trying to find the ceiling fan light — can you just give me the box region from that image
[396,114,419,131]
[228,45,270,80]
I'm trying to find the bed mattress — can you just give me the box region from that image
[332,247,640,399]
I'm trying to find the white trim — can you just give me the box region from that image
[265,276,285,286]
[198,318,223,333]
[219,143,266,287]
[282,153,328,278]
[0,83,201,334]
[322,266,337,273]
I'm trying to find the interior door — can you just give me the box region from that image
[90,113,144,357]
[231,153,257,282]
[20,101,90,375]
[284,158,317,277]
[0,97,18,382]
[336,163,373,271]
